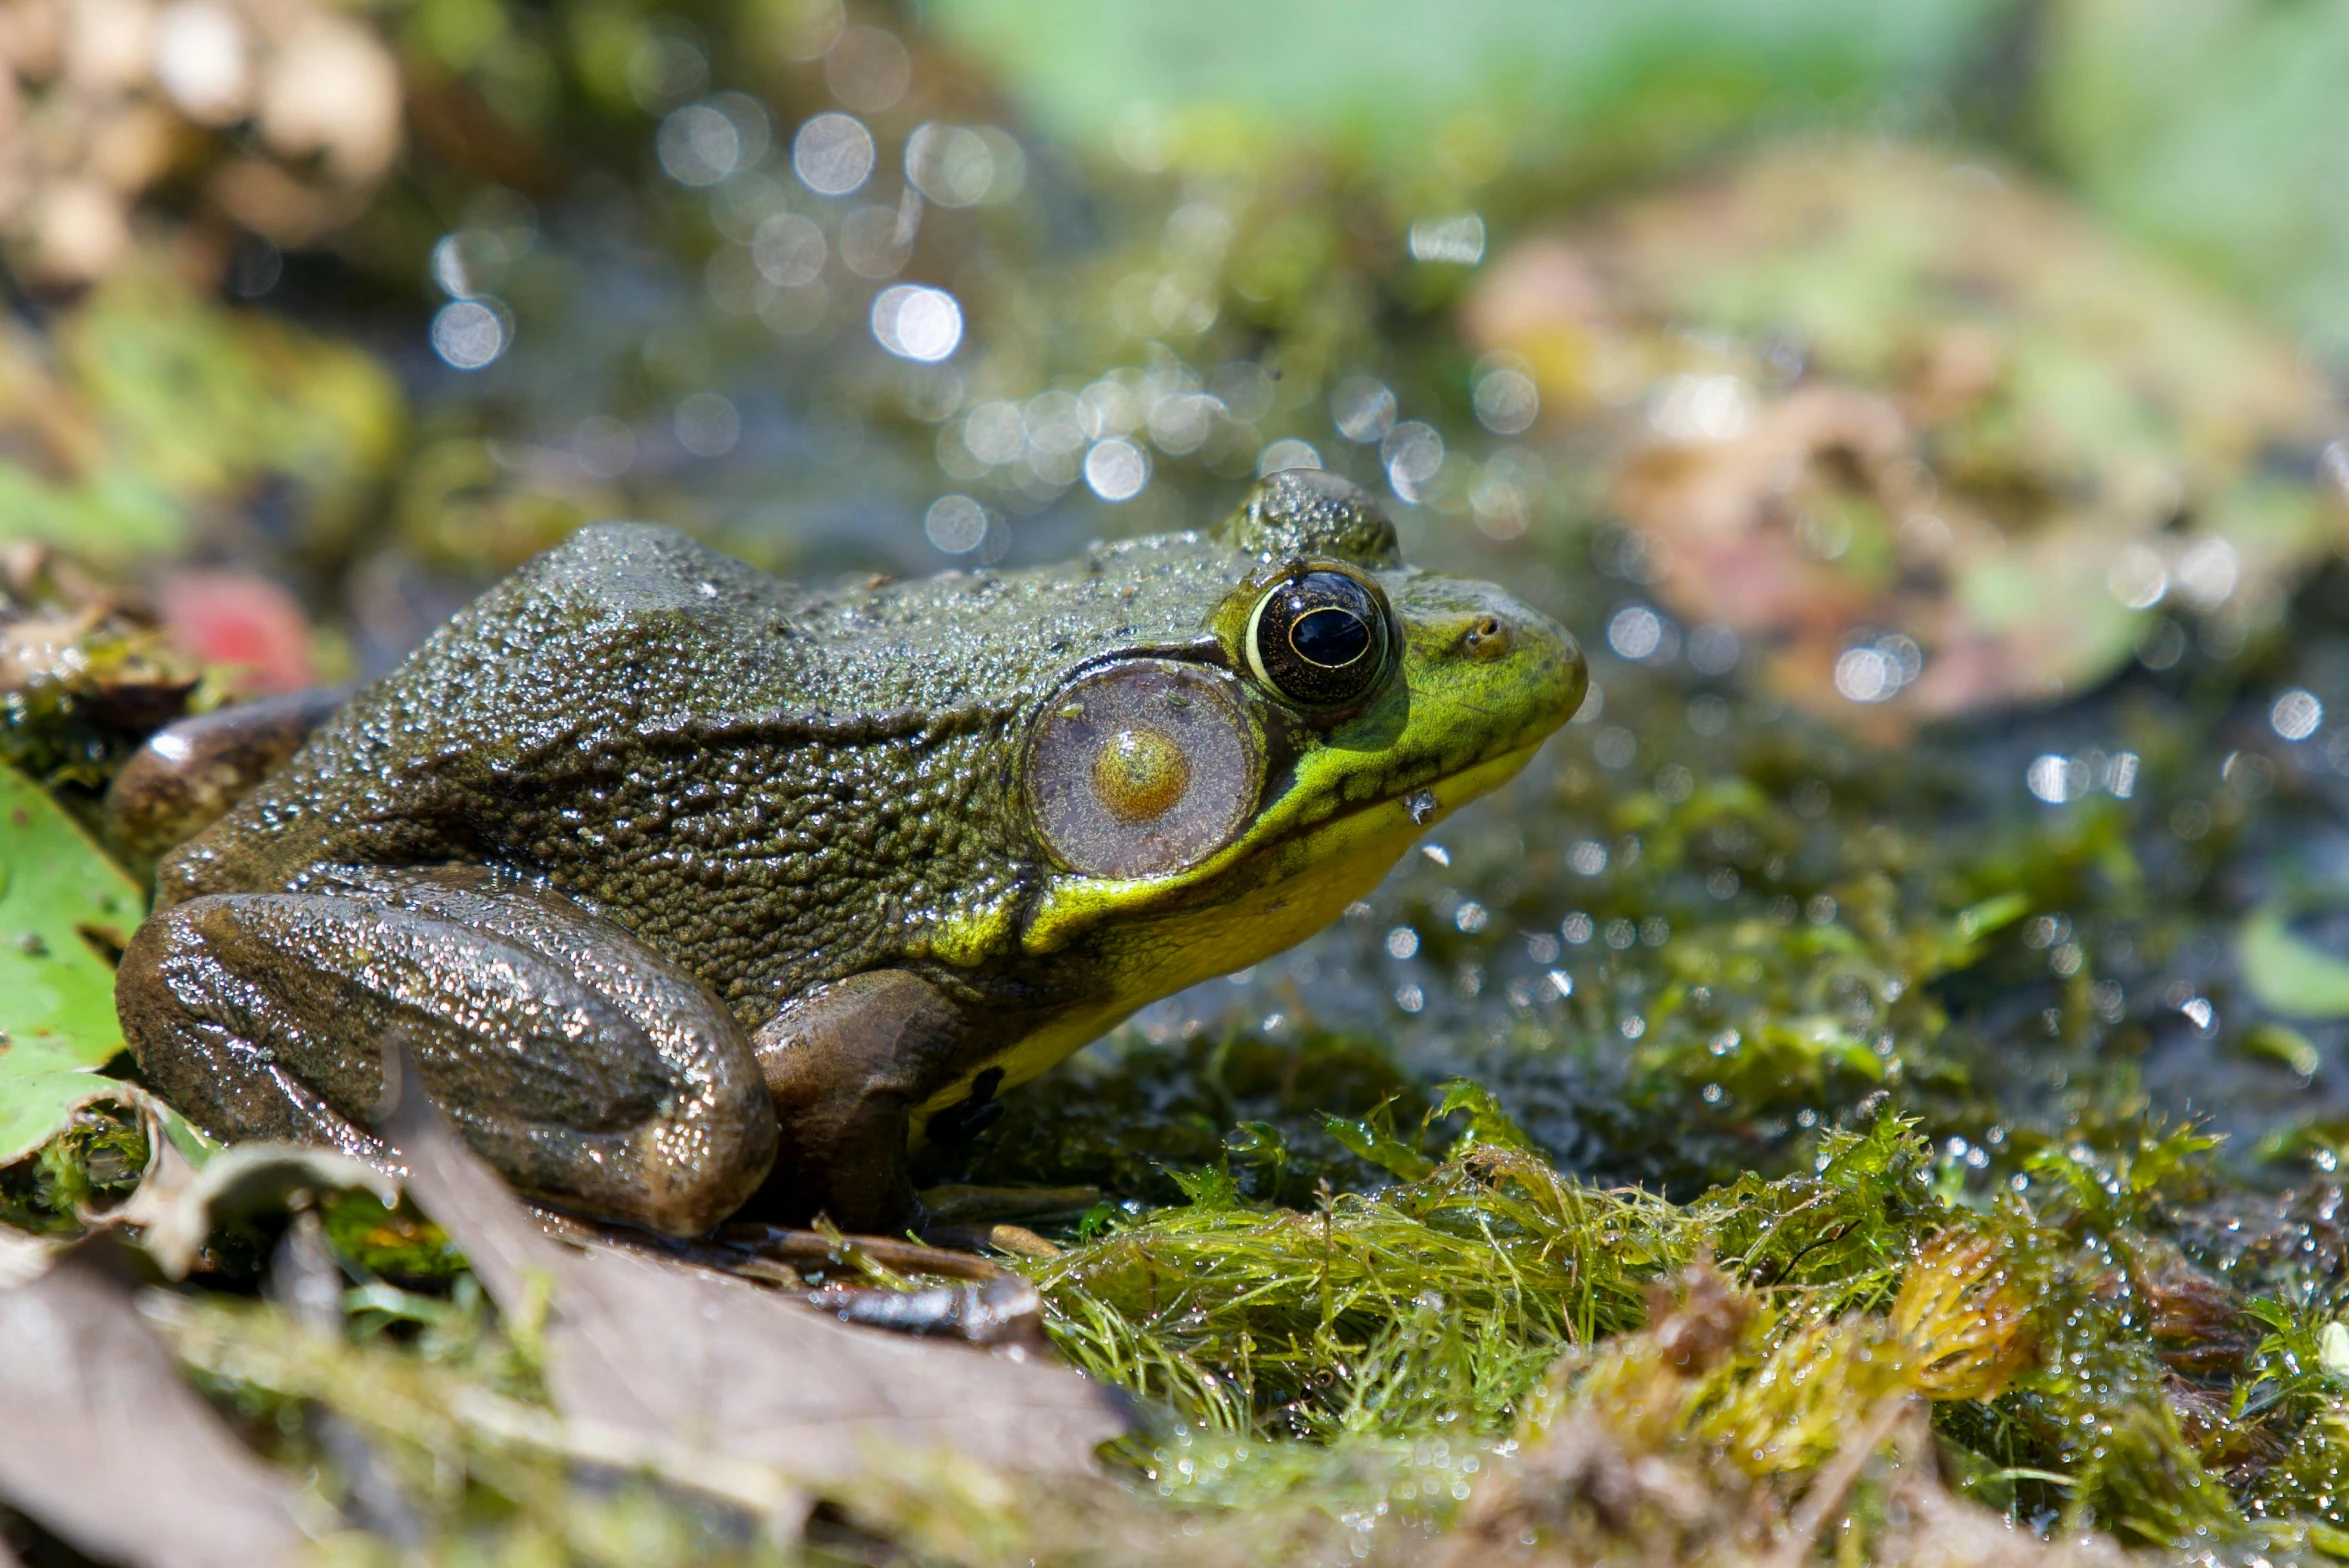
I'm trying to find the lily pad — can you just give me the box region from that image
[0,763,147,1166]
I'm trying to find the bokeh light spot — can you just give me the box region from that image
[657,104,740,188]
[1084,437,1150,501]
[673,392,740,457]
[1834,647,1895,703]
[1381,421,1444,499]
[751,212,827,287]
[925,494,989,554]
[572,415,636,479]
[1408,213,1485,264]
[2107,543,2167,610]
[2273,688,2324,741]
[1607,606,1663,661]
[1473,366,1539,434]
[962,401,1025,465]
[823,26,911,113]
[430,300,508,369]
[906,123,995,207]
[2028,754,2087,804]
[1258,439,1322,476]
[871,284,962,361]
[1331,375,1396,443]
[793,112,875,196]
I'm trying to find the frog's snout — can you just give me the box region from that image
[1418,584,1587,739]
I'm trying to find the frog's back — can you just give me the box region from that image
[159,526,1017,1007]
[160,519,1266,1016]
[169,523,780,877]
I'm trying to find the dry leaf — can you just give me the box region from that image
[0,1250,305,1568]
[379,1067,1134,1485]
[129,1139,397,1278]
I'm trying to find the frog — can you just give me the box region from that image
[113,470,1586,1238]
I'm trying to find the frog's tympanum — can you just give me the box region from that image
[115,472,1586,1236]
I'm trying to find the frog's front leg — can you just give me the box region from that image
[116,864,777,1237]
[750,969,990,1234]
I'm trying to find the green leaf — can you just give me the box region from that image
[0,764,148,1165]
[2240,1022,2322,1079]
[1432,1079,1533,1155]
[1952,890,2031,946]
[1169,1165,1244,1210]
[2240,898,2349,1019]
[1321,1111,1437,1182]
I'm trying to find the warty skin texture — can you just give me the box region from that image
[126,473,1587,1233]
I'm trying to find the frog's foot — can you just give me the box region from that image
[116,863,777,1237]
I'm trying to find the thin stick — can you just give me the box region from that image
[1764,1393,1917,1568]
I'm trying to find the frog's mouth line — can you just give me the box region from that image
[1268,739,1543,868]
[928,738,1552,1124]
[1016,736,1550,959]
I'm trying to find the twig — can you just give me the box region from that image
[1764,1393,1917,1568]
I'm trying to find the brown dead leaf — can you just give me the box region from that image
[377,1066,1133,1486]
[0,1249,306,1568]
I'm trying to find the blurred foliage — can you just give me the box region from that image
[0,0,404,285]
[1471,141,2346,734]
[0,265,405,567]
[925,0,2016,182]
[2038,0,2349,359]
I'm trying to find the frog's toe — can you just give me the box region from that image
[916,1183,1102,1226]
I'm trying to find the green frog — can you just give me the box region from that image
[113,471,1585,1237]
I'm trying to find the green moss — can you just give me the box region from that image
[319,1190,471,1286]
[0,1101,147,1234]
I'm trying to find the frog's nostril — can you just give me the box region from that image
[1463,615,1510,661]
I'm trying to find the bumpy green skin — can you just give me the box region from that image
[126,473,1586,1233]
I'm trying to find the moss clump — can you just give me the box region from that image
[0,1101,148,1234]
[985,1107,2349,1556]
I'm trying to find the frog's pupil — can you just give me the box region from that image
[1290,606,1371,669]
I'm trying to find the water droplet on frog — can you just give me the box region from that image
[1405,789,1437,825]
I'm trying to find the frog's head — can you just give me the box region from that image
[1009,469,1586,1024]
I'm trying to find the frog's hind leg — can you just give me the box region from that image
[116,864,777,1237]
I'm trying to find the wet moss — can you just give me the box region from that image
[0,1102,148,1235]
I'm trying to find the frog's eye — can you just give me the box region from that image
[1244,569,1391,710]
[1026,660,1263,879]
